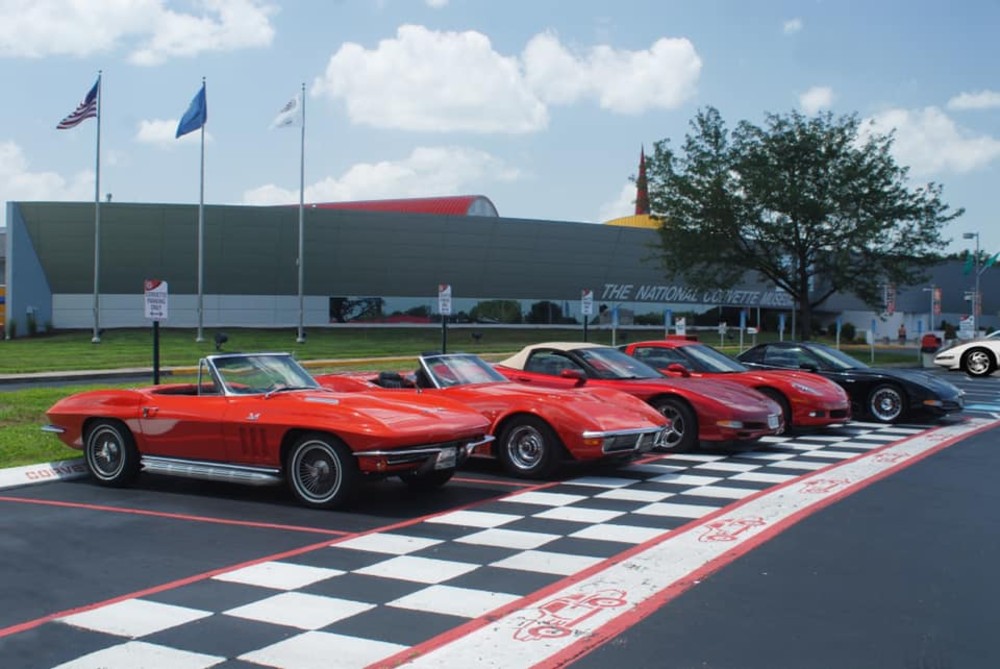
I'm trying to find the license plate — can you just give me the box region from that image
[767,414,780,429]
[434,447,457,470]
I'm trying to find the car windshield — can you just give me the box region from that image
[420,353,509,388]
[577,347,663,379]
[209,353,320,395]
[807,345,869,370]
[682,344,748,373]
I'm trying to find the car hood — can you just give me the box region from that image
[449,383,667,429]
[285,390,491,436]
[876,368,963,397]
[634,376,778,413]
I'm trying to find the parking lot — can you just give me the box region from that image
[1,370,998,668]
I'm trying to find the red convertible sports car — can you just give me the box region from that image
[494,342,784,452]
[621,338,851,429]
[43,352,493,509]
[316,352,668,479]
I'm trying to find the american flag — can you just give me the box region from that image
[57,78,99,130]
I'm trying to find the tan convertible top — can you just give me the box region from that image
[496,341,604,370]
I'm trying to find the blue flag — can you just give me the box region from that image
[176,83,207,138]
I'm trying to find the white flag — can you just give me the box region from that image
[271,94,302,128]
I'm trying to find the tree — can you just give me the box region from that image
[647,107,963,339]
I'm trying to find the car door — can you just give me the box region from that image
[137,388,229,461]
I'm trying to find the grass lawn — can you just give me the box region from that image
[0,326,923,470]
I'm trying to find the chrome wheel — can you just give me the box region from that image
[498,417,559,478]
[868,384,903,423]
[287,435,356,508]
[963,348,995,377]
[651,398,697,452]
[84,420,139,486]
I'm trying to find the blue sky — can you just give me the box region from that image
[3,0,999,256]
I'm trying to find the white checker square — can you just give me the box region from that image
[427,509,522,528]
[635,501,720,518]
[354,555,479,583]
[682,485,757,500]
[648,473,723,486]
[777,442,826,451]
[834,440,886,449]
[53,641,222,669]
[213,561,343,590]
[800,450,858,460]
[622,463,688,474]
[757,436,792,443]
[335,532,442,555]
[798,435,852,442]
[491,550,605,575]
[595,488,674,503]
[240,631,406,669]
[58,599,210,638]
[731,451,797,461]
[570,523,668,544]
[659,453,727,462]
[731,471,798,483]
[767,460,828,471]
[501,491,587,506]
[456,528,560,550]
[693,461,760,472]
[533,506,625,523]
[389,584,521,618]
[225,592,373,630]
[565,476,642,488]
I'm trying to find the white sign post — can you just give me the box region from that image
[438,284,452,353]
[144,280,168,384]
[581,289,594,342]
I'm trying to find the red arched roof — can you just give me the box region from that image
[311,195,498,217]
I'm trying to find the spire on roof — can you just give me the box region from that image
[635,146,650,215]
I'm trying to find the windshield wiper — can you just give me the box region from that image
[264,385,314,399]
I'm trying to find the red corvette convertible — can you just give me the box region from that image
[621,339,851,429]
[43,352,493,509]
[316,352,668,479]
[494,342,783,452]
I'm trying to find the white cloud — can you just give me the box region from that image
[0,141,93,228]
[425,0,448,7]
[597,182,636,223]
[523,32,701,114]
[135,119,208,146]
[312,25,701,134]
[0,0,276,65]
[863,106,1000,176]
[947,90,1000,111]
[799,86,833,114]
[243,146,520,204]
[783,18,803,35]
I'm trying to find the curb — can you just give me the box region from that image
[0,458,88,490]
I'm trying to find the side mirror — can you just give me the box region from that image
[799,363,818,372]
[665,363,691,378]
[559,368,587,386]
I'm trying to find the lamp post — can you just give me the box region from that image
[963,232,980,335]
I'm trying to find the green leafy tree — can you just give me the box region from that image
[525,300,564,324]
[647,107,963,339]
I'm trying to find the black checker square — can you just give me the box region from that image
[500,515,597,537]
[142,612,298,659]
[538,536,635,559]
[408,539,523,565]
[291,545,393,571]
[444,565,563,596]
[322,605,467,647]
[301,572,428,604]
[143,578,275,612]
[0,622,121,669]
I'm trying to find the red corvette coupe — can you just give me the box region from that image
[494,342,783,452]
[621,339,851,429]
[43,352,493,509]
[316,352,668,479]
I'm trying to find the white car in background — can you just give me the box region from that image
[933,331,1000,377]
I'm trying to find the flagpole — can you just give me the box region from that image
[92,71,103,344]
[196,76,206,343]
[296,82,306,343]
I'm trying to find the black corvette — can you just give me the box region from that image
[737,341,965,423]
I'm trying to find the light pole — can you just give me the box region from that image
[963,232,980,335]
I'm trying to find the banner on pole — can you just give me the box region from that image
[144,279,168,321]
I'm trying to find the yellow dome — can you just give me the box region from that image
[604,214,660,229]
